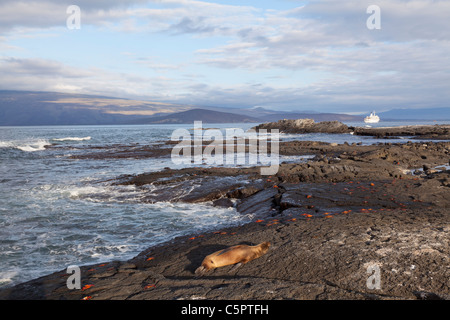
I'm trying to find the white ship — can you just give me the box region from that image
[364,111,380,123]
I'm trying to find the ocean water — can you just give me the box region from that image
[0,120,449,287]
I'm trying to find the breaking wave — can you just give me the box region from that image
[52,136,91,142]
[0,139,51,152]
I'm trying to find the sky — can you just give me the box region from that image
[0,0,449,114]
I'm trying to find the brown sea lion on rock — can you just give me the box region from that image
[195,242,270,277]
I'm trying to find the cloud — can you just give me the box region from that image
[186,1,450,112]
[133,56,184,71]
[0,56,165,97]
[168,16,226,35]
[0,0,449,113]
[0,48,448,114]
[193,0,450,65]
[0,0,260,36]
[0,57,94,78]
[297,0,450,42]
[0,0,151,34]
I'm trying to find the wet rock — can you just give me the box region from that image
[236,188,279,217]
[212,198,234,208]
[279,191,304,209]
[226,184,263,199]
[414,291,445,300]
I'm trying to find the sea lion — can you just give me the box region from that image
[195,242,270,276]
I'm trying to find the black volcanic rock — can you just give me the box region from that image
[353,124,450,139]
[253,118,350,134]
[1,141,450,300]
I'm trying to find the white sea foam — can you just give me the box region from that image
[34,183,144,204]
[16,139,50,152]
[0,139,51,152]
[0,141,10,148]
[0,270,18,286]
[53,136,91,142]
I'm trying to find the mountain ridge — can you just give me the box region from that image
[130,108,261,124]
[1,90,447,125]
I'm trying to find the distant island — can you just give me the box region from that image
[0,90,449,126]
[130,108,261,124]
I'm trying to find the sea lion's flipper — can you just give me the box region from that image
[195,266,206,277]
[228,262,243,273]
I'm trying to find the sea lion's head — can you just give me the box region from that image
[259,241,270,254]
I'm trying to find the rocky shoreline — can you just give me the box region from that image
[1,130,449,300]
[254,119,450,140]
[253,119,350,134]
[353,124,450,140]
